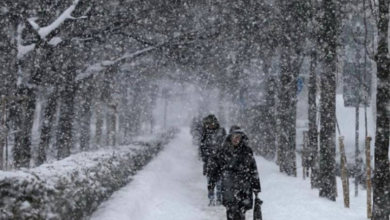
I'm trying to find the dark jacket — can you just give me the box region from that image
[200,115,226,175]
[209,130,261,210]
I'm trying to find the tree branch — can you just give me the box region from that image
[28,0,83,40]
[17,23,36,59]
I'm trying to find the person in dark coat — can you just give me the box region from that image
[200,114,226,205]
[190,116,204,160]
[209,128,261,220]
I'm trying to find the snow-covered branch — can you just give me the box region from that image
[28,0,85,40]
[17,24,36,59]
[101,46,156,66]
[76,46,156,81]
[76,29,219,81]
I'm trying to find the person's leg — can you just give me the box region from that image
[226,205,245,220]
[207,176,215,205]
[216,178,222,204]
[226,207,234,220]
[232,209,245,220]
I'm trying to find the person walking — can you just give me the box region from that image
[200,114,226,205]
[209,128,261,220]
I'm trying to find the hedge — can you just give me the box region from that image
[0,129,177,220]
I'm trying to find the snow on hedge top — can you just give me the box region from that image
[0,130,163,183]
[0,144,142,185]
[0,170,32,180]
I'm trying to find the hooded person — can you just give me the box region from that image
[208,127,261,220]
[200,114,227,205]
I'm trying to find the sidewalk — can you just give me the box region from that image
[90,128,367,220]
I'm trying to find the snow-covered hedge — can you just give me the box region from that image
[0,129,177,220]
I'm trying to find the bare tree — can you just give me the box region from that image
[372,0,390,218]
[318,0,338,201]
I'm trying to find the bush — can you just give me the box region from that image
[0,129,177,220]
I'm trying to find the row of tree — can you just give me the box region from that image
[0,0,219,168]
[230,0,389,219]
[0,0,283,167]
[0,0,389,219]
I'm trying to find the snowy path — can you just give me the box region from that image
[90,128,367,220]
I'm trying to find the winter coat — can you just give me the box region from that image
[201,128,226,159]
[209,130,261,210]
[200,115,226,175]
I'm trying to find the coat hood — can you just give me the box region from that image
[202,114,220,130]
[224,129,249,149]
[229,125,242,133]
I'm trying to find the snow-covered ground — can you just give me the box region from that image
[90,128,368,220]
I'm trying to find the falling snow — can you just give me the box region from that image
[1,1,390,220]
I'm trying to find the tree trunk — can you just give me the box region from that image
[355,105,360,197]
[318,0,337,201]
[278,49,289,173]
[131,85,143,136]
[106,106,116,147]
[79,85,93,151]
[0,97,6,170]
[308,51,318,166]
[288,84,298,177]
[278,48,298,176]
[308,51,320,188]
[288,57,300,177]
[265,76,277,160]
[308,51,319,187]
[122,107,131,144]
[56,70,77,160]
[11,86,36,169]
[113,109,117,146]
[95,103,104,148]
[36,90,58,166]
[372,0,390,218]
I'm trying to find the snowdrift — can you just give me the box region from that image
[0,129,177,220]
